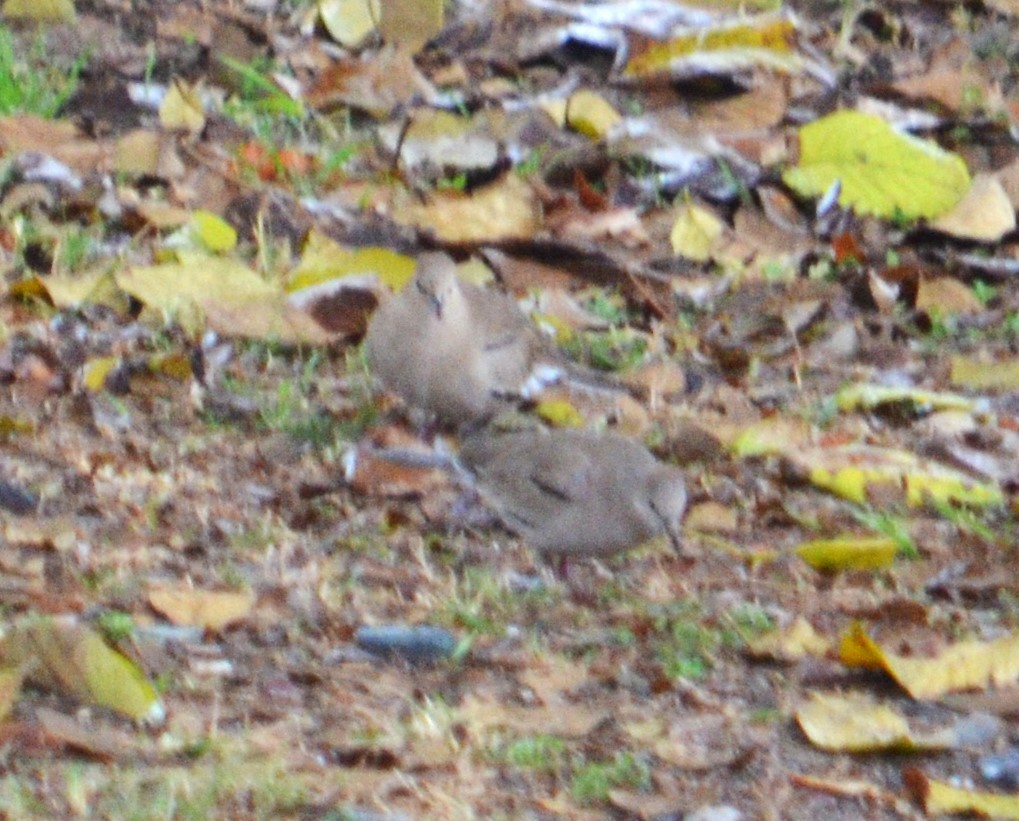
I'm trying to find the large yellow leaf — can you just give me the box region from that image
[117,255,330,344]
[834,382,977,413]
[797,691,951,752]
[802,444,1003,508]
[0,618,163,724]
[395,174,541,243]
[783,110,970,219]
[796,536,898,572]
[287,232,416,292]
[625,14,801,80]
[840,622,1019,699]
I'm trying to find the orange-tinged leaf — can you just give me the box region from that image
[796,536,898,572]
[149,587,256,632]
[839,623,1019,699]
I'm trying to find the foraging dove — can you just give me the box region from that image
[364,252,613,428]
[458,427,687,558]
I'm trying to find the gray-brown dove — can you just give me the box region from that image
[363,252,607,428]
[458,427,687,558]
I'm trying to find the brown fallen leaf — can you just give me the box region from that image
[148,587,256,632]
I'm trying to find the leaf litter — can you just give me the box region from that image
[0,0,1017,816]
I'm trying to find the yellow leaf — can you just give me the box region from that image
[540,99,568,128]
[0,415,33,436]
[81,356,119,392]
[534,399,586,428]
[396,173,541,243]
[625,14,800,80]
[159,80,205,135]
[319,0,380,48]
[839,623,1019,699]
[950,356,1019,392]
[189,210,237,253]
[797,691,950,753]
[287,231,416,292]
[113,129,162,176]
[834,382,976,413]
[915,276,984,316]
[745,617,830,662]
[147,352,193,381]
[930,174,1016,242]
[804,444,1003,509]
[117,255,330,344]
[729,417,812,457]
[670,203,724,261]
[783,110,970,219]
[565,90,621,140]
[2,0,74,23]
[148,587,255,632]
[39,270,124,311]
[378,0,443,51]
[0,665,24,723]
[1,618,163,724]
[906,768,1019,819]
[796,536,898,571]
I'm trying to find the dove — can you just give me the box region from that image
[364,252,583,427]
[458,427,687,558]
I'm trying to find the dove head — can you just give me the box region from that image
[414,253,461,320]
[646,468,688,554]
